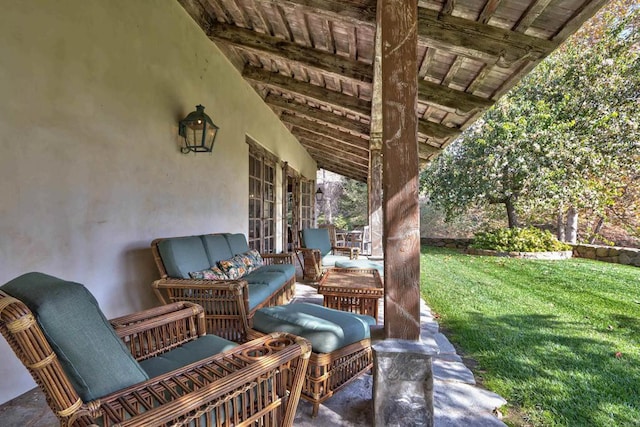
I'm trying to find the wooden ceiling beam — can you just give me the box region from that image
[418,142,441,158]
[419,79,494,114]
[244,66,372,117]
[300,140,368,167]
[316,160,367,182]
[293,127,369,160]
[281,114,370,151]
[417,7,557,66]
[265,94,371,136]
[418,119,462,140]
[301,143,368,171]
[209,23,373,83]
[277,0,376,26]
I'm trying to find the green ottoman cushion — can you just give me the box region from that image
[334,259,384,274]
[321,254,349,267]
[253,303,375,353]
[1,273,149,402]
[139,335,237,378]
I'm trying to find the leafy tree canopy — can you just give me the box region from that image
[421,0,639,237]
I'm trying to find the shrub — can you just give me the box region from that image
[471,227,572,252]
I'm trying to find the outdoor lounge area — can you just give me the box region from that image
[0,267,509,427]
[0,0,617,426]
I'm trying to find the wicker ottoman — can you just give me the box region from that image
[252,303,376,416]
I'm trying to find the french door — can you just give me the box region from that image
[248,143,276,253]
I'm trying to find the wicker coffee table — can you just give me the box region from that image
[318,268,383,323]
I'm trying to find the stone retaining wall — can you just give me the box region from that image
[572,244,640,267]
[420,237,473,249]
[421,238,640,268]
[466,248,573,260]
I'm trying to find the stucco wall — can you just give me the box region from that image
[0,0,315,404]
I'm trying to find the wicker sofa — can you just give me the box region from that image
[151,233,296,342]
[0,272,311,427]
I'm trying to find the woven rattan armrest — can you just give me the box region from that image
[261,252,296,264]
[111,301,207,361]
[151,278,250,342]
[87,332,311,427]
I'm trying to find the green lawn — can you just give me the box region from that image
[420,246,640,426]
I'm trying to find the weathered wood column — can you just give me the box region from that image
[380,0,420,341]
[373,1,436,425]
[368,18,383,259]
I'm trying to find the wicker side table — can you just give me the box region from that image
[318,268,383,323]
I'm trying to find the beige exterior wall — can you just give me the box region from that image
[0,0,315,403]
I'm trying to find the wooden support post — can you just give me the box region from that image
[381,0,420,341]
[369,16,383,259]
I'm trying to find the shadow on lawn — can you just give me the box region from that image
[444,312,640,426]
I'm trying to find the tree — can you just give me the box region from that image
[421,1,639,240]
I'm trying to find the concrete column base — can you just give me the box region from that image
[372,339,439,427]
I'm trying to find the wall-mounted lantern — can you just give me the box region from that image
[178,104,219,153]
[315,187,324,202]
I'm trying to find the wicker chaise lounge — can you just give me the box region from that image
[0,272,311,427]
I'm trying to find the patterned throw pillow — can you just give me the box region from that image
[217,255,249,280]
[245,249,264,269]
[188,265,229,280]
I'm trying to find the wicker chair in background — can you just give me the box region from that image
[297,228,359,281]
[0,273,310,427]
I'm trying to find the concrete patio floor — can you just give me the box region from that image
[0,279,507,426]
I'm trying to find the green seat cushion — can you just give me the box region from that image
[158,236,210,279]
[253,303,375,353]
[247,283,276,310]
[335,259,384,274]
[224,233,250,255]
[139,335,237,378]
[201,234,234,265]
[257,264,296,279]
[321,254,350,267]
[1,273,149,402]
[301,228,332,257]
[244,270,288,290]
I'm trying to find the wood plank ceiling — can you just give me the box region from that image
[179,0,608,182]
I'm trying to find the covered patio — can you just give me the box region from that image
[0,0,608,425]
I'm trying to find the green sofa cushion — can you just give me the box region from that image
[253,303,375,353]
[256,263,296,278]
[301,228,332,257]
[1,273,149,402]
[225,233,250,255]
[158,236,210,279]
[246,283,276,310]
[201,234,234,265]
[139,335,237,378]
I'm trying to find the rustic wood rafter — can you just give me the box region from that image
[265,94,371,136]
[210,23,373,83]
[281,113,370,150]
[244,66,372,117]
[417,7,557,67]
[419,79,494,113]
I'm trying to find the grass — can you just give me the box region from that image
[420,246,640,427]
